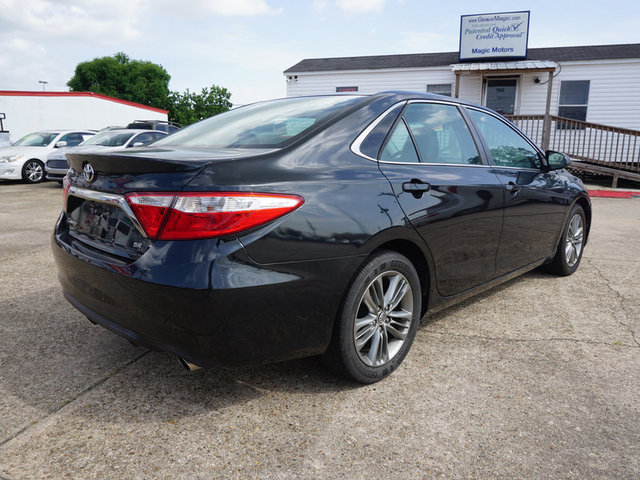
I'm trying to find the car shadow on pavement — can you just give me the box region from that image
[420,269,554,329]
[1,267,556,434]
[1,283,360,435]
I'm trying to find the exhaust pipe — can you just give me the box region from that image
[177,356,201,371]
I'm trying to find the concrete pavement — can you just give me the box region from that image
[0,181,638,479]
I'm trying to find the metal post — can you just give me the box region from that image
[541,70,554,151]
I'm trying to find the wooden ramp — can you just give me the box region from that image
[507,114,640,187]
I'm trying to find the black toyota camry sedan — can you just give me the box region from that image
[52,92,590,383]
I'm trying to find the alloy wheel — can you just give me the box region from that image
[353,270,413,367]
[564,213,584,268]
[25,161,44,183]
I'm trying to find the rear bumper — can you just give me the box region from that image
[52,221,361,367]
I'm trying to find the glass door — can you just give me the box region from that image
[485,78,517,115]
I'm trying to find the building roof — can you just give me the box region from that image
[284,43,640,74]
[451,60,557,73]
[0,90,168,114]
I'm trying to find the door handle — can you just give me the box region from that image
[505,182,521,194]
[402,179,431,198]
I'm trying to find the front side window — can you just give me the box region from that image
[558,80,590,123]
[59,133,88,147]
[467,109,541,169]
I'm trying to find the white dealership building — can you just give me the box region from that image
[284,43,640,131]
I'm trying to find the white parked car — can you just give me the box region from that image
[45,129,167,182]
[0,130,95,183]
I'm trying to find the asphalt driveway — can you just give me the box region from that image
[0,181,638,479]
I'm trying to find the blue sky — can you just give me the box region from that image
[1,0,639,105]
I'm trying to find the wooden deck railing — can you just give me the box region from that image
[506,114,640,174]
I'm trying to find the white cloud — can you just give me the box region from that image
[0,36,57,90]
[183,0,281,16]
[0,0,151,91]
[0,0,146,42]
[335,0,386,13]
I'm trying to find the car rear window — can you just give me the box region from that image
[83,131,136,147]
[152,96,364,148]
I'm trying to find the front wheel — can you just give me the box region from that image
[545,204,586,276]
[22,159,45,184]
[323,251,422,384]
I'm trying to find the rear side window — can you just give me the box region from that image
[467,109,541,169]
[129,132,156,147]
[404,103,480,165]
[59,133,86,147]
[380,120,419,163]
[359,103,404,159]
[379,102,481,165]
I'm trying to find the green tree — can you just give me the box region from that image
[67,52,171,109]
[168,85,232,126]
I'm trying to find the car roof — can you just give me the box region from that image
[103,129,166,134]
[370,91,486,109]
[266,91,487,114]
[34,129,95,134]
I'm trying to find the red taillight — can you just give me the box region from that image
[125,192,304,240]
[62,176,70,207]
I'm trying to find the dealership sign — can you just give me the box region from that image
[459,11,530,61]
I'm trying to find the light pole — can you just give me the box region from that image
[38,80,48,91]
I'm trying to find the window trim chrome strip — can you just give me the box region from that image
[376,160,492,168]
[351,98,498,167]
[66,186,148,238]
[350,101,407,162]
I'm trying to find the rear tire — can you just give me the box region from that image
[323,251,421,383]
[545,204,586,276]
[22,159,45,184]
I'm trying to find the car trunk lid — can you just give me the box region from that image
[61,147,278,261]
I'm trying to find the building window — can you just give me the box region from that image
[336,86,358,92]
[558,80,590,122]
[427,83,452,97]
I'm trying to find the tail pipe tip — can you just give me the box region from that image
[177,356,202,371]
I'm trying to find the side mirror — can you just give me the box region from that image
[55,141,67,148]
[545,151,571,170]
[132,142,144,147]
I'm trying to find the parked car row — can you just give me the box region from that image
[46,129,167,182]
[0,130,95,183]
[0,120,179,184]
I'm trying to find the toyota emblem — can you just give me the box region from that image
[83,163,95,182]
